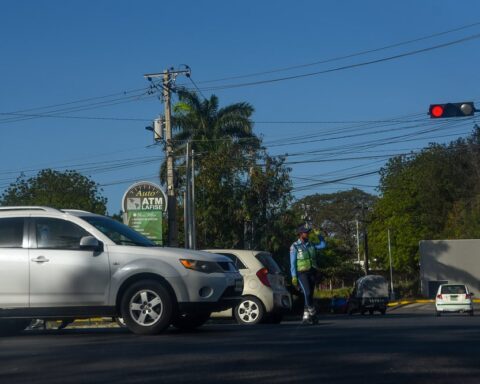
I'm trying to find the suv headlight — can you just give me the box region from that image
[180,259,224,273]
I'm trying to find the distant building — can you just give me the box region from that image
[419,239,480,298]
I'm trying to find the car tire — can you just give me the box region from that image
[0,319,31,336]
[234,296,265,325]
[120,280,174,335]
[172,312,211,331]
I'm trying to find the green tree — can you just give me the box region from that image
[294,189,377,257]
[172,89,259,152]
[292,189,376,285]
[0,169,107,214]
[368,127,480,276]
[165,89,295,263]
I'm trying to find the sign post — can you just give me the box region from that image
[122,181,167,245]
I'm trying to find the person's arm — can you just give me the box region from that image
[290,244,298,281]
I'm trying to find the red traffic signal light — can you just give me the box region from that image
[429,102,476,118]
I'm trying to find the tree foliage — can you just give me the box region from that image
[294,189,377,283]
[165,90,295,263]
[0,169,107,214]
[368,126,480,275]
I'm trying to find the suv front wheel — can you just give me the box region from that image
[121,280,174,335]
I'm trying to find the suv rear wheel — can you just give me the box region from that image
[121,280,174,335]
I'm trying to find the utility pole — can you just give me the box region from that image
[388,228,395,300]
[144,67,190,247]
[184,141,191,249]
[364,230,369,275]
[359,203,369,275]
[190,149,197,249]
[356,219,361,264]
[163,70,177,247]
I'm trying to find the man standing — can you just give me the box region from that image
[290,225,326,324]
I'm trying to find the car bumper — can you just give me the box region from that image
[272,292,292,312]
[173,271,243,303]
[178,297,242,314]
[436,303,473,312]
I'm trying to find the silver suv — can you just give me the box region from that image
[0,207,243,335]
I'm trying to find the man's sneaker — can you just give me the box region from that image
[29,319,45,330]
[307,307,318,325]
[302,309,311,324]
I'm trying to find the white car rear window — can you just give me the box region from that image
[441,285,467,294]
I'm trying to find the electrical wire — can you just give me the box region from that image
[197,33,480,91]
[196,21,480,84]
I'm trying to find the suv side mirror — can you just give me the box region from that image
[80,236,103,252]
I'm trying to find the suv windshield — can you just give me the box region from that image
[81,216,156,247]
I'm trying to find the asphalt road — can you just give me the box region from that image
[1,303,479,384]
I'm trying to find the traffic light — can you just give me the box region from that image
[429,102,476,118]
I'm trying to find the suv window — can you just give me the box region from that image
[256,252,281,273]
[217,253,247,270]
[0,217,24,248]
[35,218,90,250]
[81,215,156,247]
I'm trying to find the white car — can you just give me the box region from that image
[204,249,292,324]
[0,206,243,335]
[435,284,474,316]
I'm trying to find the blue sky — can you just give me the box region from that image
[1,0,480,214]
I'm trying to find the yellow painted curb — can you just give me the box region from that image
[388,298,480,307]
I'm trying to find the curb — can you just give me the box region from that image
[388,298,480,306]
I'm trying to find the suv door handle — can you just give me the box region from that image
[31,256,50,263]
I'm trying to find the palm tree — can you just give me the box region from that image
[172,89,259,152]
[159,89,260,184]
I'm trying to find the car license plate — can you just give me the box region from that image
[451,295,458,301]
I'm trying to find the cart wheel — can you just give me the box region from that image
[368,309,374,315]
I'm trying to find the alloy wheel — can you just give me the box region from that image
[129,289,164,326]
[237,299,260,323]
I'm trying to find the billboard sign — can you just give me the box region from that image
[122,181,167,245]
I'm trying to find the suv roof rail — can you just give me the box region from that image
[0,206,61,213]
[61,209,93,214]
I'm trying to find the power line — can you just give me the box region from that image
[195,21,480,85]
[198,33,480,91]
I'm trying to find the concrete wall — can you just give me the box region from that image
[419,239,480,298]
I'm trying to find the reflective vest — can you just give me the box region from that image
[293,241,318,272]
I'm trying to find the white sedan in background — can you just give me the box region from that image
[435,284,474,316]
[204,249,292,324]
